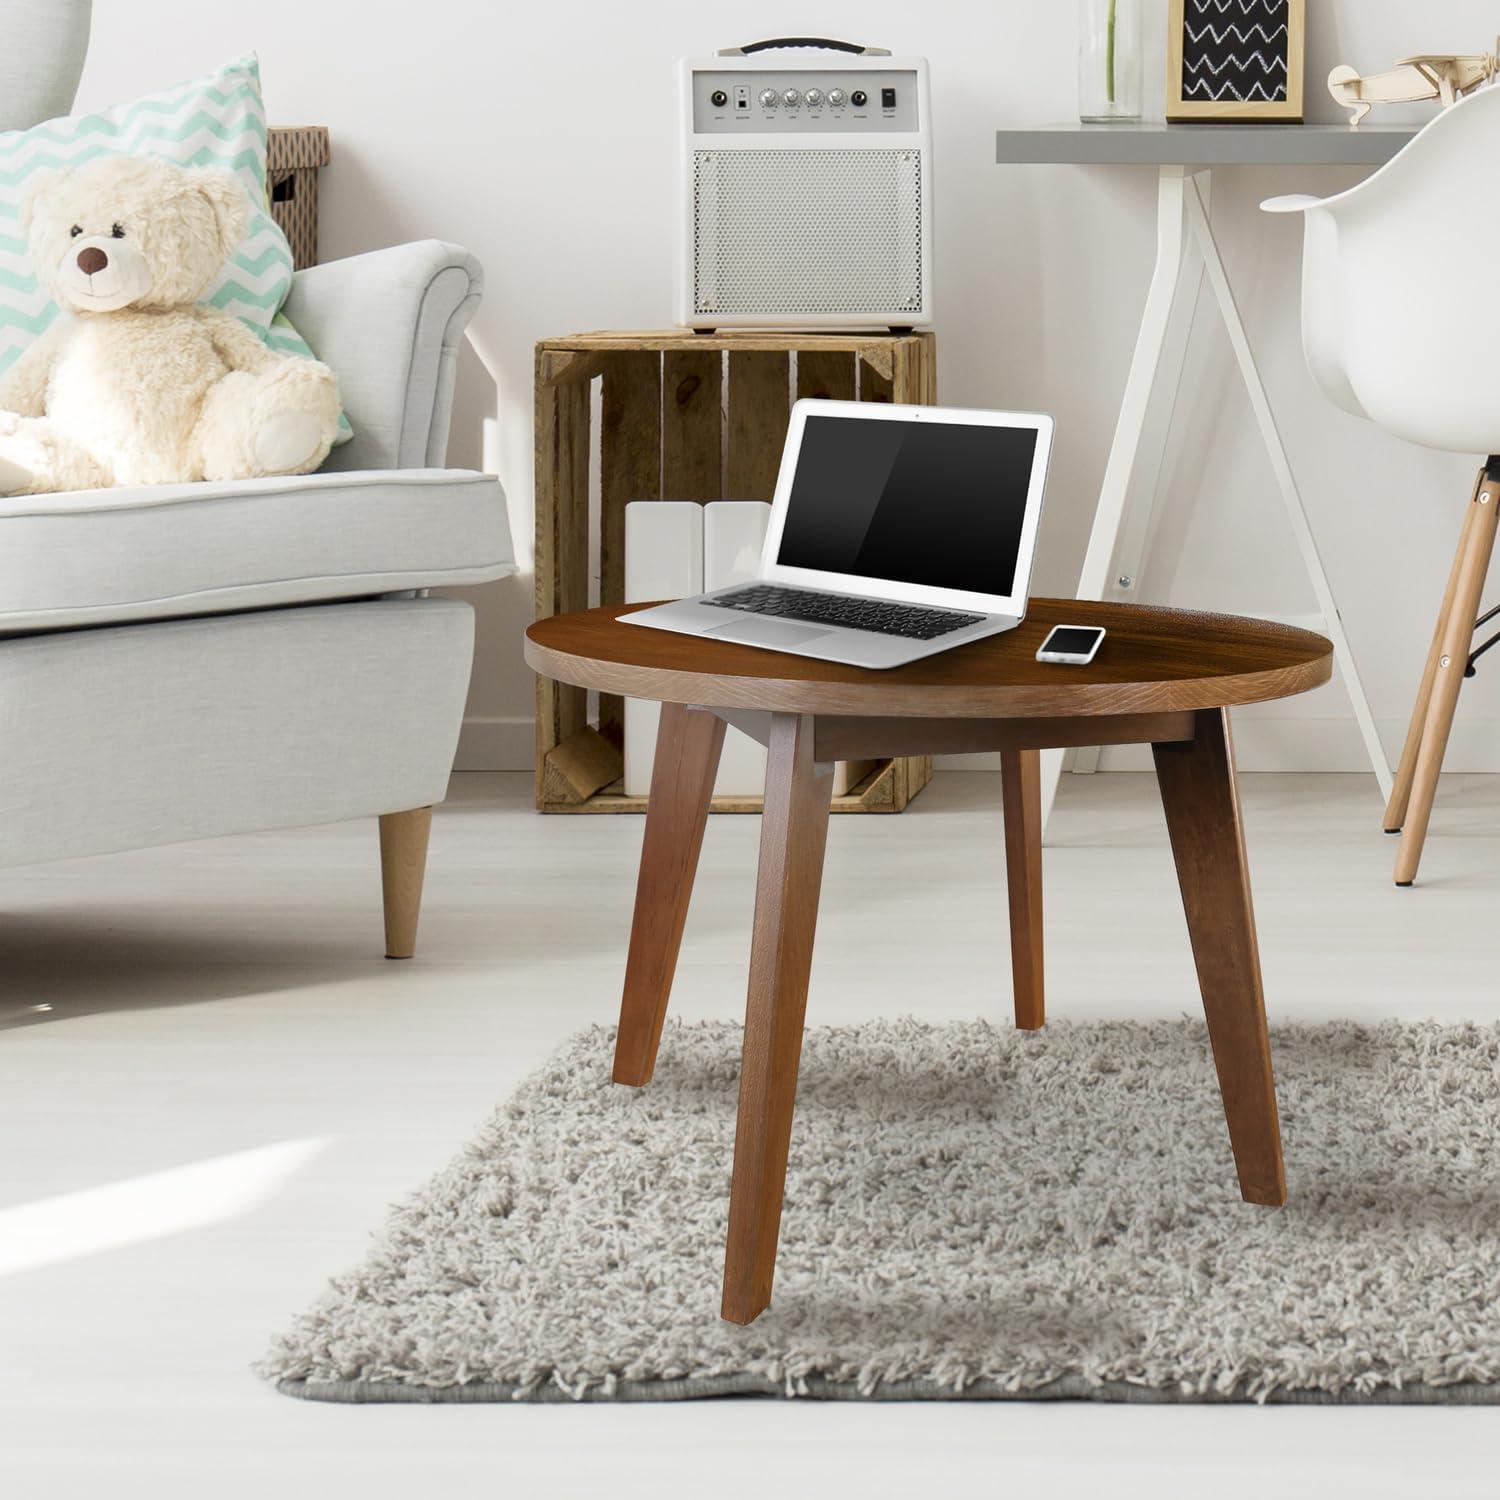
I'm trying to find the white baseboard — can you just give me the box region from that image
[455,716,535,772]
[934,717,1500,775]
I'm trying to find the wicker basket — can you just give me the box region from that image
[266,126,330,270]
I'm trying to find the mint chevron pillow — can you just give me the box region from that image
[0,53,350,443]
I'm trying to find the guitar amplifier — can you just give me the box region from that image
[679,37,932,330]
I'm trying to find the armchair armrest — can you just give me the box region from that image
[283,241,483,472]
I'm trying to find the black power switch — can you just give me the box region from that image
[881,86,897,109]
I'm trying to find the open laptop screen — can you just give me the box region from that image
[775,414,1039,597]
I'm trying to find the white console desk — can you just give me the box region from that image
[995,122,1417,823]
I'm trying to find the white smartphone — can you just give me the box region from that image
[1036,624,1106,665]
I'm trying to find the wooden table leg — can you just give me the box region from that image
[612,703,726,1087]
[1001,748,1045,1030]
[1152,708,1285,1207]
[721,713,834,1324]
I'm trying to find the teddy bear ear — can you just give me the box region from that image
[186,167,252,261]
[19,169,60,238]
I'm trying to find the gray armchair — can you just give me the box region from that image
[0,240,514,956]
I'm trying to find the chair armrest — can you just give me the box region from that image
[283,241,483,472]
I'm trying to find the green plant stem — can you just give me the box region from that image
[1107,0,1118,104]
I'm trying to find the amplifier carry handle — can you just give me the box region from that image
[717,37,893,57]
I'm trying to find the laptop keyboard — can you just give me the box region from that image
[712,585,986,641]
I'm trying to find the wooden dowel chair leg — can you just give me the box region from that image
[379,806,433,959]
[1001,748,1045,1030]
[1386,473,1483,833]
[1394,466,1500,887]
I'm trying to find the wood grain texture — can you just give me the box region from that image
[1393,472,1500,886]
[721,714,835,1324]
[1001,750,1045,1031]
[544,330,936,357]
[598,352,661,737]
[1385,473,1483,833]
[1152,710,1285,1206]
[533,330,937,816]
[526,601,1333,721]
[532,358,591,804]
[613,705,726,1087]
[859,346,894,403]
[726,352,790,500]
[540,757,908,816]
[378,807,432,961]
[796,350,856,403]
[541,726,621,806]
[812,712,1196,760]
[661,350,722,500]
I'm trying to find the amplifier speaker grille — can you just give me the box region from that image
[692,148,923,317]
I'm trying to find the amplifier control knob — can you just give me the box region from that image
[758,88,779,108]
[782,88,801,106]
[804,88,824,106]
[828,87,847,106]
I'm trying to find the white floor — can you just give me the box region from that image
[4,770,1500,1499]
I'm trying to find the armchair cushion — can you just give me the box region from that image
[0,468,514,635]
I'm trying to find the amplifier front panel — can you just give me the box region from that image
[692,147,923,318]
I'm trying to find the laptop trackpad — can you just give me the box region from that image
[706,619,834,649]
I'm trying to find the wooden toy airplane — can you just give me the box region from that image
[1329,46,1498,125]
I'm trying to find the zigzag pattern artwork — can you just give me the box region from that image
[1182,0,1291,102]
[0,54,349,442]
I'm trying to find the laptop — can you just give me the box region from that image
[620,399,1053,669]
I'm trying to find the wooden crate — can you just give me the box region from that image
[534,329,938,814]
[267,126,330,270]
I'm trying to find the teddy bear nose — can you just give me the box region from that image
[76,246,109,276]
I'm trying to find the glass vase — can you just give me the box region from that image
[1078,0,1142,123]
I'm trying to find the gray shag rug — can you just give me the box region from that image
[263,1017,1500,1405]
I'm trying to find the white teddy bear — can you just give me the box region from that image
[0,154,340,496]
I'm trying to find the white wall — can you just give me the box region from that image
[77,0,1500,770]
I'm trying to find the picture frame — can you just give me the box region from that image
[1166,0,1305,121]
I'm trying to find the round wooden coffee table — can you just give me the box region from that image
[525,599,1332,1324]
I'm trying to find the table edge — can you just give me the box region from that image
[523,633,1334,719]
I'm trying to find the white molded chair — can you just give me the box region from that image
[1264,84,1500,886]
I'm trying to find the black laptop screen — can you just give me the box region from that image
[775,415,1040,597]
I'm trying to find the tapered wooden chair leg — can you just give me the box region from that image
[1001,748,1045,1030]
[379,807,432,959]
[721,713,834,1325]
[1386,475,1482,833]
[613,703,726,1086]
[1394,468,1500,886]
[1153,711,1285,1207]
